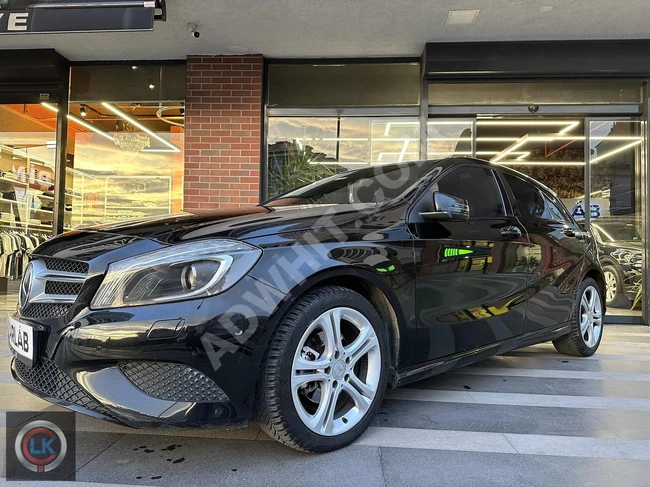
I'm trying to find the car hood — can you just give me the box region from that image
[78,204,378,244]
[604,240,643,252]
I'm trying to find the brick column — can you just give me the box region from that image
[183,54,263,211]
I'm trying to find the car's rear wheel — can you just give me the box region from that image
[553,277,604,357]
[603,265,630,309]
[255,286,389,452]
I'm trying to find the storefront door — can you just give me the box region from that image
[427,114,645,324]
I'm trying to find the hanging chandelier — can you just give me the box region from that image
[113,122,151,153]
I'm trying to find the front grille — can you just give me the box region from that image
[14,357,105,413]
[21,303,73,319]
[118,362,228,403]
[21,257,89,318]
[45,281,83,296]
[41,257,89,275]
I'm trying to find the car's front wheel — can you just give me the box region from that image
[255,286,389,452]
[553,277,604,357]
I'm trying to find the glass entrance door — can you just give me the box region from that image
[427,114,645,322]
[588,119,644,319]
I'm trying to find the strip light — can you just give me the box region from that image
[102,102,181,152]
[491,134,587,163]
[69,114,114,141]
[492,161,586,166]
[41,102,59,113]
[590,139,642,164]
[384,121,419,135]
[377,151,418,161]
[42,102,180,153]
[397,140,411,162]
[477,120,580,134]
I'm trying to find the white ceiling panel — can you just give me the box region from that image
[0,0,648,61]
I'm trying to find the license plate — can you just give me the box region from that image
[8,315,36,366]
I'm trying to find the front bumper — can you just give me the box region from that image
[11,274,285,429]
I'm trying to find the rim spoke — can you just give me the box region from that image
[292,372,329,390]
[308,382,333,433]
[586,322,595,347]
[293,356,330,372]
[345,326,371,356]
[587,289,596,310]
[348,370,375,399]
[581,294,589,312]
[580,314,590,333]
[320,309,343,359]
[342,381,372,414]
[310,382,340,435]
[349,334,379,368]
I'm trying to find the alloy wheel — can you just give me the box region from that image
[604,270,617,303]
[579,285,603,348]
[291,307,381,436]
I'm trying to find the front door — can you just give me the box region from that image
[410,164,529,363]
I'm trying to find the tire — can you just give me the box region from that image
[603,265,631,309]
[255,286,389,452]
[553,277,604,357]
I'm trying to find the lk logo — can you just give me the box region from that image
[6,411,76,480]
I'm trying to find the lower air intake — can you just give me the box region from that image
[118,362,228,403]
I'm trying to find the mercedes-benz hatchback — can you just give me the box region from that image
[9,158,605,452]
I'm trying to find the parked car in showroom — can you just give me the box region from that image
[590,217,642,308]
[9,158,605,452]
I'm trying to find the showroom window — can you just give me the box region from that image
[267,116,420,198]
[52,63,186,229]
[266,62,420,198]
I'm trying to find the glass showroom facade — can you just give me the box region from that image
[0,41,649,324]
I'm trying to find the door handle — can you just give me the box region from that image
[563,226,585,240]
[500,226,522,239]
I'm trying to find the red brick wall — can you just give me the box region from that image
[183,54,263,211]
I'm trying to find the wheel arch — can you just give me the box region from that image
[258,266,408,382]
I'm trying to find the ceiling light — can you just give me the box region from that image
[79,105,87,117]
[41,102,58,113]
[491,134,587,163]
[493,161,585,166]
[69,114,114,141]
[446,9,480,25]
[101,102,181,152]
[398,140,411,162]
[148,83,155,90]
[132,65,138,70]
[590,140,642,164]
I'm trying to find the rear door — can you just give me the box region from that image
[499,171,585,332]
[410,164,529,363]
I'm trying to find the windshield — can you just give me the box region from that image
[592,218,641,242]
[265,161,437,207]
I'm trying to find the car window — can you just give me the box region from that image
[266,161,437,206]
[540,193,566,221]
[434,166,505,218]
[503,173,546,218]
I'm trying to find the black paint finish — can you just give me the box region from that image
[11,158,604,429]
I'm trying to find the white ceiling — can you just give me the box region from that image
[1,0,649,61]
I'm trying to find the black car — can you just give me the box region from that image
[590,217,642,308]
[9,158,605,452]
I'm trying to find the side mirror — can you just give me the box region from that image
[419,193,470,222]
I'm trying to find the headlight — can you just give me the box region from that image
[90,240,262,309]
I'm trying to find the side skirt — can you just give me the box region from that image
[393,323,572,388]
